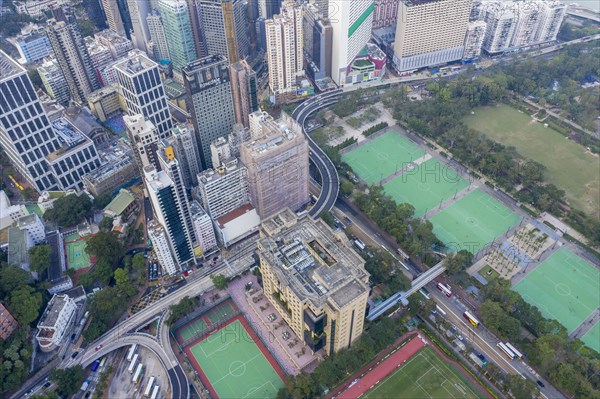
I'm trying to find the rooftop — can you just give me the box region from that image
[38,294,73,328]
[7,227,28,267]
[17,213,39,227]
[104,189,135,215]
[182,54,227,74]
[87,85,119,102]
[245,113,302,155]
[51,118,85,148]
[0,50,24,80]
[114,52,157,75]
[46,230,64,281]
[259,209,369,309]
[198,158,245,184]
[217,203,255,228]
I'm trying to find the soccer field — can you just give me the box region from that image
[364,347,486,399]
[342,130,426,185]
[66,239,92,270]
[383,158,470,217]
[429,189,521,254]
[465,105,600,218]
[187,318,284,399]
[582,321,600,353]
[514,248,600,334]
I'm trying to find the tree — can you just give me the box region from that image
[99,216,114,231]
[50,365,84,397]
[444,250,473,275]
[9,286,42,326]
[320,211,335,228]
[28,245,52,275]
[94,193,113,209]
[211,274,229,290]
[0,264,30,297]
[28,69,43,90]
[86,231,124,265]
[167,296,198,324]
[114,267,135,297]
[44,194,92,226]
[340,180,355,197]
[504,374,539,399]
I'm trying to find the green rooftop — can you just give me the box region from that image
[104,189,135,216]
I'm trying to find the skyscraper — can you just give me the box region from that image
[329,0,375,86]
[158,0,197,75]
[265,0,303,94]
[196,0,250,63]
[481,2,517,53]
[46,16,100,104]
[144,165,194,269]
[372,0,399,28]
[392,0,472,72]
[123,114,160,172]
[146,9,170,62]
[183,54,236,170]
[114,51,173,138]
[161,123,201,187]
[102,0,126,36]
[304,4,333,80]
[147,221,178,275]
[230,60,259,128]
[127,0,151,52]
[241,111,309,219]
[463,20,487,61]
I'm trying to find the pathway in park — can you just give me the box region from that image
[421,181,479,220]
[375,154,432,186]
[570,309,600,340]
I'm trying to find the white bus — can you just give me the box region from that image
[151,385,160,399]
[144,376,155,397]
[505,342,523,359]
[127,344,137,362]
[497,342,516,360]
[132,364,144,384]
[435,305,447,316]
[418,288,430,299]
[128,354,139,373]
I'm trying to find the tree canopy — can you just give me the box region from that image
[86,231,124,265]
[50,365,84,397]
[44,194,92,227]
[211,274,229,290]
[28,245,52,275]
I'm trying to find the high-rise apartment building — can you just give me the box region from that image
[230,60,259,128]
[329,0,375,85]
[36,294,77,352]
[147,220,178,275]
[196,0,250,64]
[373,0,399,28]
[85,37,114,83]
[265,1,304,94]
[160,124,201,188]
[183,54,236,170]
[158,0,197,75]
[481,2,517,53]
[535,1,566,43]
[46,17,100,104]
[144,165,194,269]
[303,4,333,80]
[95,29,134,59]
[0,51,100,192]
[102,0,126,36]
[392,0,472,72]
[114,51,173,138]
[463,20,487,61]
[189,200,218,254]
[124,114,160,172]
[241,111,309,219]
[258,209,370,355]
[38,58,70,105]
[146,10,171,62]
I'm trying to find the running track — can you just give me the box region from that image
[337,335,425,399]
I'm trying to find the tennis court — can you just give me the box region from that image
[428,189,521,254]
[342,130,425,185]
[178,318,209,342]
[383,158,470,217]
[581,321,600,353]
[66,238,92,270]
[364,346,486,399]
[514,248,600,333]
[186,317,285,399]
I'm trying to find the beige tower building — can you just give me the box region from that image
[393,0,472,72]
[241,111,309,219]
[265,1,304,94]
[258,209,371,355]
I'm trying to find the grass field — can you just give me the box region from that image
[514,247,600,333]
[342,130,426,185]
[364,346,486,399]
[464,104,600,217]
[383,158,470,217]
[581,321,600,353]
[66,238,92,270]
[429,189,521,254]
[187,318,284,399]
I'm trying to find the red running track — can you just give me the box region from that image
[337,336,425,399]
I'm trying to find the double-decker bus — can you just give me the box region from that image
[505,342,523,359]
[497,342,516,360]
[436,282,452,297]
[463,311,479,327]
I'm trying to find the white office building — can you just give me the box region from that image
[124,114,160,172]
[18,214,46,245]
[147,220,178,275]
[189,200,217,255]
[36,294,76,352]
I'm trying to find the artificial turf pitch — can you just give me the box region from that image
[383,158,470,217]
[178,318,209,342]
[341,130,426,185]
[186,318,284,399]
[581,321,600,353]
[364,346,486,399]
[514,247,600,334]
[66,239,92,270]
[428,189,521,254]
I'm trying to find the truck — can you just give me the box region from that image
[469,352,485,367]
[80,379,91,391]
[353,239,365,251]
[90,359,100,372]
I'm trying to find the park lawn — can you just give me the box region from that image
[364,346,486,399]
[464,104,600,218]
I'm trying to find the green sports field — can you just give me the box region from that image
[465,104,600,218]
[66,239,92,270]
[383,158,470,217]
[582,321,600,353]
[179,318,208,342]
[514,247,600,334]
[188,319,284,399]
[342,130,426,185]
[364,346,486,399]
[429,189,521,254]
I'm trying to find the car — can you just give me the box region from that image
[212,256,219,261]
[84,391,91,398]
[43,382,51,388]
[536,380,545,388]
[95,344,103,351]
[476,353,485,361]
[71,351,79,359]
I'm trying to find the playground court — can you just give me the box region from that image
[428,189,521,254]
[342,130,425,185]
[514,247,600,333]
[364,346,486,399]
[65,236,92,270]
[185,317,285,399]
[581,321,600,353]
[383,158,470,217]
[175,300,237,344]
